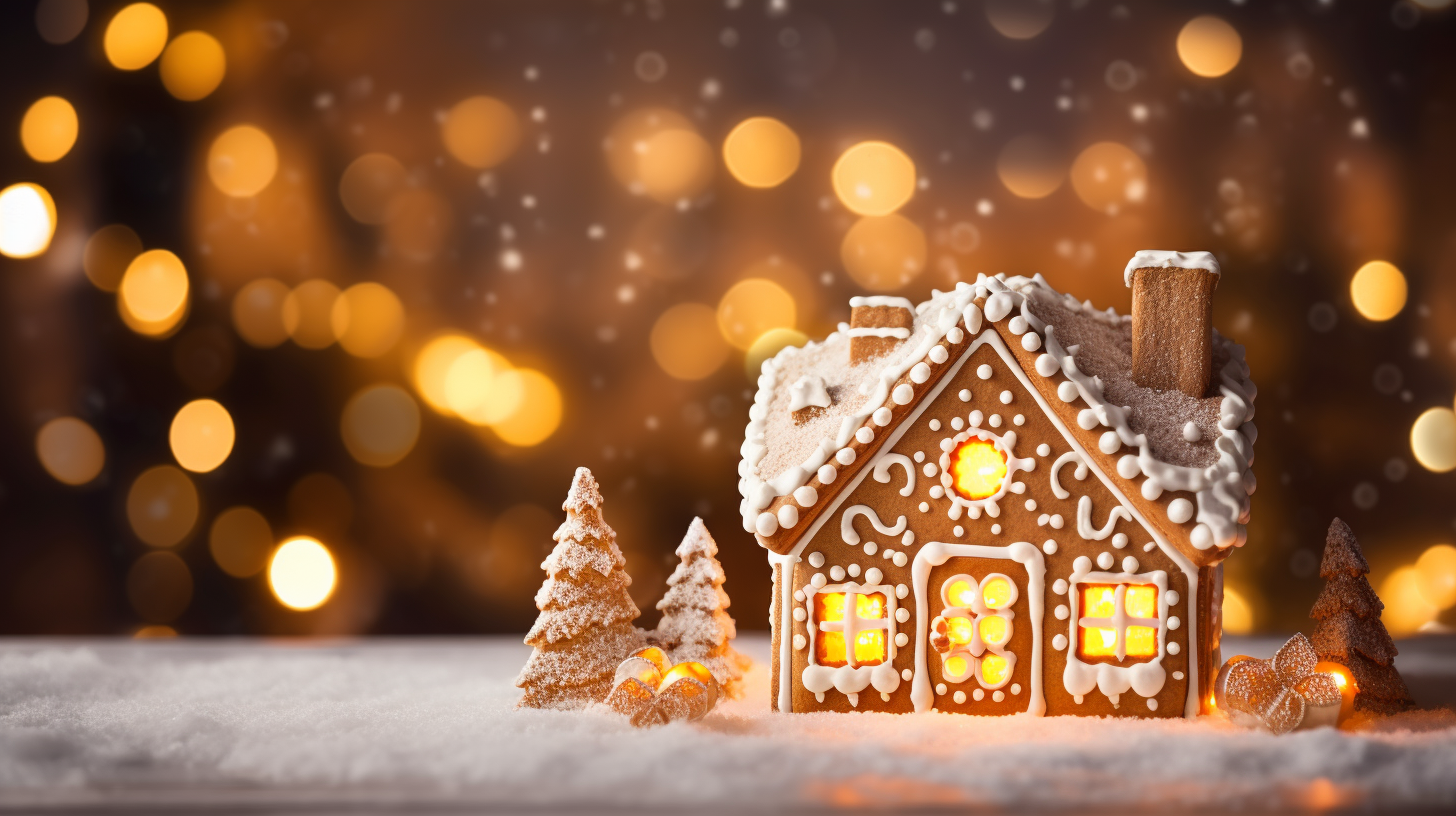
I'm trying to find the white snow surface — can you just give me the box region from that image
[2,636,1454,813]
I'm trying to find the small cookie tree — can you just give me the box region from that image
[653,518,748,697]
[517,468,643,709]
[1309,518,1415,715]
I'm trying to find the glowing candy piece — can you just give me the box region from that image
[949,437,1008,500]
[947,616,974,646]
[981,576,1014,609]
[1214,634,1344,734]
[979,615,1009,646]
[946,579,977,608]
[944,654,970,681]
[980,653,1010,686]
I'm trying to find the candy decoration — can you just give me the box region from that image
[1214,633,1342,735]
[604,650,721,727]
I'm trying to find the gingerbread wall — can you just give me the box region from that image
[779,330,1193,717]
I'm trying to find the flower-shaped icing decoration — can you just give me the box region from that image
[1215,633,1343,735]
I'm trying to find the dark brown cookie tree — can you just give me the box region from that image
[1309,518,1415,715]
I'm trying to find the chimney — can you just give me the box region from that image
[1125,251,1221,398]
[848,296,915,365]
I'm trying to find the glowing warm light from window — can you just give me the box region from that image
[744,328,808,380]
[854,630,886,665]
[636,128,715,204]
[985,0,1054,39]
[160,31,226,101]
[1081,626,1119,658]
[947,615,974,645]
[330,282,405,358]
[338,153,406,225]
[1125,626,1158,657]
[269,537,337,611]
[817,592,846,623]
[0,182,57,258]
[949,438,1008,500]
[831,141,916,217]
[20,96,78,163]
[36,417,105,486]
[818,631,847,667]
[1070,142,1147,215]
[1177,16,1242,78]
[119,249,188,332]
[651,303,731,381]
[723,116,801,188]
[1083,585,1116,618]
[717,278,796,351]
[126,465,198,548]
[996,134,1065,199]
[492,369,563,447]
[231,278,290,348]
[210,506,273,579]
[281,279,341,349]
[1379,566,1439,636]
[840,214,927,292]
[1411,408,1456,473]
[944,654,969,678]
[979,653,1010,685]
[946,580,977,608]
[979,615,1008,645]
[445,347,520,425]
[83,224,142,292]
[414,333,481,413]
[981,576,1013,609]
[127,551,192,623]
[1349,260,1407,322]
[1415,544,1456,610]
[442,96,520,170]
[341,384,421,467]
[169,399,235,473]
[1125,585,1157,618]
[104,3,168,70]
[857,592,886,619]
[208,125,278,198]
[1222,585,1254,635]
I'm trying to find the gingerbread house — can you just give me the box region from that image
[738,252,1255,717]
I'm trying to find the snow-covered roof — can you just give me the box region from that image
[738,272,1256,564]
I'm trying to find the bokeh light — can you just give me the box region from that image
[832,141,916,217]
[605,107,694,193]
[160,31,226,101]
[231,278,291,348]
[341,384,421,467]
[985,0,1055,40]
[281,279,342,349]
[840,214,927,292]
[208,125,278,198]
[414,333,481,413]
[491,369,562,447]
[1415,544,1456,610]
[383,187,452,262]
[104,3,168,71]
[745,328,808,380]
[636,128,715,204]
[83,224,142,292]
[169,399,235,473]
[127,551,193,623]
[1069,141,1147,215]
[996,134,1065,199]
[269,537,337,611]
[20,96,78,163]
[35,0,88,45]
[1411,407,1456,473]
[651,303,730,381]
[118,249,189,336]
[1379,566,1439,636]
[445,347,520,425]
[331,282,405,358]
[441,96,521,169]
[1177,15,1242,78]
[210,506,274,578]
[0,182,57,259]
[339,153,406,225]
[1221,585,1254,635]
[717,277,797,351]
[1349,260,1408,321]
[126,465,199,548]
[723,116,801,189]
[35,417,104,486]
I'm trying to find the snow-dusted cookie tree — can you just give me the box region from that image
[652,517,747,697]
[517,467,644,709]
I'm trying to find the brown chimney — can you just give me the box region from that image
[1125,251,1221,398]
[848,296,915,365]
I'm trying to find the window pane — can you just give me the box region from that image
[944,653,971,681]
[945,578,976,608]
[981,576,1013,609]
[854,629,886,665]
[817,630,847,667]
[816,591,846,623]
[947,615,974,646]
[1079,625,1119,658]
[1124,585,1157,618]
[979,614,1008,646]
[1081,584,1116,618]
[856,591,887,619]
[980,652,1010,685]
[1125,625,1158,657]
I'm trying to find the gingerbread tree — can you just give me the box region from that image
[653,517,748,697]
[1309,518,1415,715]
[517,467,643,709]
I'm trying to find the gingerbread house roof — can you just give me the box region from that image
[737,273,1257,569]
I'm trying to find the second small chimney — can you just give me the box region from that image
[1125,251,1221,398]
[848,296,915,365]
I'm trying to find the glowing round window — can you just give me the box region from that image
[948,437,1009,500]
[979,615,1009,647]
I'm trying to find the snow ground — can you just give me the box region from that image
[0,635,1453,814]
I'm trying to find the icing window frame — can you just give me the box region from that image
[935,427,1036,521]
[806,582,897,671]
[930,572,1018,690]
[1060,559,1173,707]
[1074,582,1161,664]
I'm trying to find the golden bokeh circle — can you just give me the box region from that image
[1416,544,1456,610]
[1177,15,1242,78]
[445,347,520,425]
[331,282,405,358]
[717,278,797,351]
[269,537,337,611]
[231,278,291,348]
[160,31,226,101]
[339,153,406,225]
[127,551,193,623]
[996,134,1065,199]
[1221,585,1254,634]
[604,107,694,191]
[491,369,563,447]
[83,224,142,292]
[840,213,928,292]
[651,303,730,381]
[1069,141,1148,215]
[119,249,189,324]
[20,96,79,163]
[636,128,715,204]
[723,117,801,189]
[341,384,421,467]
[126,465,199,548]
[441,96,521,170]
[281,279,342,349]
[1379,566,1438,636]
[36,417,105,486]
[413,333,481,413]
[1411,407,1456,473]
[169,399,235,473]
[104,3,168,71]
[985,0,1055,40]
[831,141,916,217]
[0,182,58,259]
[1349,260,1407,322]
[208,125,278,198]
[210,506,273,579]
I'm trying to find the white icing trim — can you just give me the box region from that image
[849,296,915,309]
[787,375,832,411]
[1076,496,1132,541]
[871,453,916,497]
[1122,250,1221,286]
[911,541,1045,715]
[841,505,906,546]
[802,581,901,707]
[848,326,912,340]
[1061,558,1170,708]
[1049,451,1088,500]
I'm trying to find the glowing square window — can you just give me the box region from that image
[810,588,893,670]
[1074,582,1160,664]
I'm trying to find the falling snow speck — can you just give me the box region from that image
[635,52,667,82]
